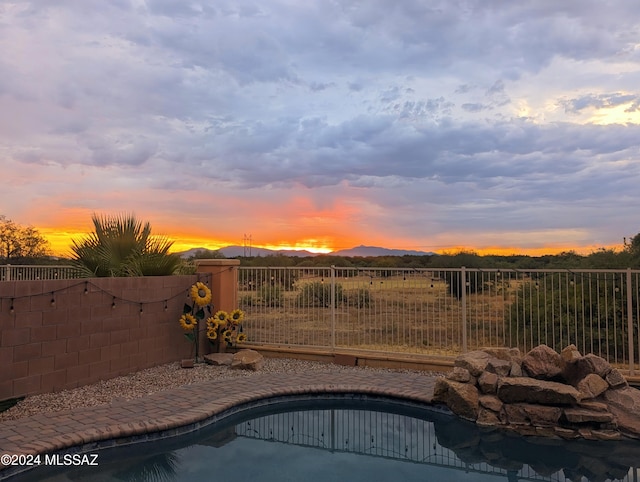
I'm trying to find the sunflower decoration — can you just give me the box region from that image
[179,313,197,331]
[229,309,244,325]
[205,309,247,347]
[190,281,212,307]
[180,280,214,362]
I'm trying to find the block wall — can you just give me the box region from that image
[0,275,207,401]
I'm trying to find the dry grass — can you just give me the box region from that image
[239,274,514,355]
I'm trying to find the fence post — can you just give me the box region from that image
[461,266,468,352]
[330,265,336,351]
[6,264,10,282]
[627,268,635,376]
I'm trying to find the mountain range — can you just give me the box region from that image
[177,244,435,259]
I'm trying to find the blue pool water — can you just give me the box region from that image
[7,397,640,482]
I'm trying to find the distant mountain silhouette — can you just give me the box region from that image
[176,244,435,258]
[331,245,435,257]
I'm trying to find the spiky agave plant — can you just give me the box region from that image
[70,213,182,277]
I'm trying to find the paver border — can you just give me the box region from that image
[0,370,439,480]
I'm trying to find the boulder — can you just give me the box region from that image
[509,361,523,377]
[563,407,614,424]
[564,353,612,385]
[522,345,563,380]
[477,408,501,426]
[204,353,234,366]
[605,368,628,388]
[479,394,503,412]
[486,358,512,377]
[454,350,491,377]
[560,344,581,364]
[230,349,264,371]
[577,373,609,399]
[497,377,581,405]
[503,403,562,427]
[447,366,473,383]
[480,347,522,362]
[434,378,479,421]
[478,371,498,394]
[603,387,640,437]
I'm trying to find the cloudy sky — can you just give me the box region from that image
[2,1,640,256]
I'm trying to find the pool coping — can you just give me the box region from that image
[0,370,438,480]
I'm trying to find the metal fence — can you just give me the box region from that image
[0,264,84,281]
[238,267,640,374]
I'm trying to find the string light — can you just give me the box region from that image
[2,273,216,314]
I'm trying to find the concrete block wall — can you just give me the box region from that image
[0,274,205,401]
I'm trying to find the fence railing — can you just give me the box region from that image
[0,264,84,281]
[238,267,640,374]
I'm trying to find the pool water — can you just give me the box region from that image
[9,398,640,482]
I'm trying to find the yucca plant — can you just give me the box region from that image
[71,213,182,277]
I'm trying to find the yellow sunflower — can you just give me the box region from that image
[190,282,212,307]
[179,313,197,331]
[213,310,229,325]
[229,309,244,325]
[222,329,232,339]
[206,317,219,331]
[206,328,218,340]
[237,333,247,343]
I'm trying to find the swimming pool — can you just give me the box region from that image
[8,397,640,482]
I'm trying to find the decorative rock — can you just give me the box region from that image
[605,368,628,388]
[204,353,234,366]
[447,366,473,383]
[478,371,498,394]
[230,349,264,371]
[560,344,581,364]
[480,347,522,362]
[565,353,612,385]
[436,345,638,442]
[479,394,503,412]
[577,373,609,399]
[577,400,609,412]
[477,408,501,426]
[563,407,614,424]
[522,345,563,379]
[603,387,640,437]
[509,361,523,377]
[454,350,491,377]
[498,377,581,405]
[486,358,511,377]
[504,403,562,427]
[433,378,479,421]
[180,359,194,368]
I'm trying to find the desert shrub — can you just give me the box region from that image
[297,281,343,307]
[346,288,372,308]
[259,285,283,307]
[239,294,255,307]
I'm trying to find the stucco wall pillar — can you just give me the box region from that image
[194,259,240,354]
[194,259,240,313]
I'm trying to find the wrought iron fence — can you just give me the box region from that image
[238,267,640,374]
[0,264,84,281]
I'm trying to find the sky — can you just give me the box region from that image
[2,1,640,257]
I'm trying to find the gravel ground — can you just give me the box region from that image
[0,358,443,423]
